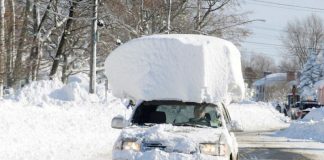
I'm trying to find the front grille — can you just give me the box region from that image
[142,142,167,151]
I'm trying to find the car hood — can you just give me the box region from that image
[118,124,226,154]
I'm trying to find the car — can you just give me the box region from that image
[111,100,242,160]
[277,94,301,117]
[287,100,322,119]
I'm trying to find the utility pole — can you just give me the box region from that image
[167,0,172,34]
[89,0,98,94]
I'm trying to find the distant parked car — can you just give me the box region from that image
[287,100,323,119]
[275,94,300,117]
[111,100,242,160]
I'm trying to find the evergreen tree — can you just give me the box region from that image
[299,50,322,98]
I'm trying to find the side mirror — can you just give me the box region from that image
[123,99,136,109]
[229,120,243,132]
[111,116,127,129]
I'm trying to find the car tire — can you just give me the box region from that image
[230,153,239,160]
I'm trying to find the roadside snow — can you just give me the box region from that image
[275,108,324,142]
[0,75,130,160]
[227,101,290,131]
[105,34,245,104]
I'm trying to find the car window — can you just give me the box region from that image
[131,102,222,128]
[301,103,320,109]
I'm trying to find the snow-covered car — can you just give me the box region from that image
[288,100,323,119]
[111,100,242,160]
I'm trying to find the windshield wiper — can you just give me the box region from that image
[173,122,209,128]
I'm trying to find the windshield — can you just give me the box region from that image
[300,103,321,109]
[131,101,222,128]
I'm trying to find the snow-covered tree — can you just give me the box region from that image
[298,50,323,98]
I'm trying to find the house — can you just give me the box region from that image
[253,72,296,101]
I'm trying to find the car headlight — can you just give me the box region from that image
[122,141,141,152]
[199,143,226,156]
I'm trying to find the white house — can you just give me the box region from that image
[253,72,296,101]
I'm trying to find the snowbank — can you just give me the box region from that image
[0,75,131,160]
[105,34,245,104]
[15,74,102,106]
[0,100,127,160]
[276,108,324,142]
[227,101,290,131]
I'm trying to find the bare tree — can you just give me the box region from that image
[0,0,5,97]
[0,0,253,94]
[49,1,78,79]
[243,53,277,79]
[12,0,33,87]
[5,0,16,87]
[278,58,299,73]
[282,14,324,68]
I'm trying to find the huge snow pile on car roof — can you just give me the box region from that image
[105,34,245,103]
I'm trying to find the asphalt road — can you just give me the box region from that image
[236,131,324,160]
[239,148,310,160]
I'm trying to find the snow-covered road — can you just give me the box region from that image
[236,131,324,160]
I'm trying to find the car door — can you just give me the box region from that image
[221,103,238,159]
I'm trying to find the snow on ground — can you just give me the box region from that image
[275,108,324,142]
[227,101,290,131]
[0,74,130,160]
[105,34,245,104]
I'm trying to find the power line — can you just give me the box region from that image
[247,0,324,11]
[250,26,286,33]
[248,2,314,12]
[242,41,324,51]
[241,51,284,57]
[243,41,285,47]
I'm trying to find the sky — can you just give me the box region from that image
[240,0,324,64]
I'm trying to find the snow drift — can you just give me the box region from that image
[276,108,324,142]
[228,101,290,131]
[0,75,131,160]
[105,34,245,104]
